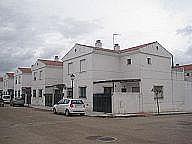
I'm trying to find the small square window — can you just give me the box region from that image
[147,57,152,64]
[127,59,132,65]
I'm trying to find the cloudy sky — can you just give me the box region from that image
[0,0,192,75]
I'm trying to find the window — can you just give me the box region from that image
[186,73,190,76]
[33,90,36,97]
[68,62,73,74]
[18,76,21,84]
[132,87,140,93]
[79,87,86,98]
[15,91,17,97]
[33,72,37,81]
[104,87,112,95]
[121,88,127,93]
[153,86,163,99]
[67,88,72,98]
[39,89,43,97]
[39,71,43,80]
[18,90,20,97]
[80,59,86,72]
[15,77,17,84]
[147,57,152,64]
[127,59,132,65]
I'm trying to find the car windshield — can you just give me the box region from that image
[3,96,10,99]
[71,100,84,104]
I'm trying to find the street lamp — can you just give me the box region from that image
[70,74,75,99]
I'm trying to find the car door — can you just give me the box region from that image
[57,99,64,113]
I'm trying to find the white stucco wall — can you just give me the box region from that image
[31,60,63,106]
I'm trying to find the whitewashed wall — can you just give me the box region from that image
[112,92,140,114]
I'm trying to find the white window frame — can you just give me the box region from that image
[127,58,132,65]
[68,62,73,75]
[80,59,86,72]
[147,57,152,64]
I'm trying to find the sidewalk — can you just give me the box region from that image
[25,105,192,117]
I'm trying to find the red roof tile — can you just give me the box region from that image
[6,72,14,78]
[121,42,157,53]
[178,64,192,71]
[18,67,32,73]
[38,59,63,66]
[0,77,3,81]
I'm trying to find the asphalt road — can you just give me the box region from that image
[0,106,192,144]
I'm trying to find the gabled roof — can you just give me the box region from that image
[178,64,192,71]
[79,41,157,54]
[6,72,14,78]
[38,59,63,67]
[0,77,3,81]
[121,41,157,53]
[18,67,32,73]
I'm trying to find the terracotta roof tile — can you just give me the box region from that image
[38,59,63,66]
[178,64,192,71]
[18,67,32,73]
[6,72,14,78]
[121,42,157,53]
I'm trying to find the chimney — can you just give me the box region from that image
[114,44,120,51]
[95,40,102,48]
[54,56,59,61]
[175,64,179,67]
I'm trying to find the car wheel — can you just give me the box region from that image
[65,109,70,116]
[53,108,57,114]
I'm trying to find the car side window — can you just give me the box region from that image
[64,99,70,104]
[58,99,64,104]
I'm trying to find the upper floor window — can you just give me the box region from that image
[39,89,43,97]
[33,72,37,81]
[15,77,17,84]
[147,57,152,64]
[68,62,73,74]
[127,59,132,65]
[33,89,36,97]
[80,59,86,72]
[39,71,43,80]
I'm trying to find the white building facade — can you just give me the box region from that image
[31,59,63,106]
[62,41,192,114]
[14,67,32,104]
[3,73,14,98]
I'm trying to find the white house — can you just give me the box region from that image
[0,77,3,97]
[3,72,14,99]
[31,58,63,106]
[62,40,192,114]
[177,64,192,82]
[14,67,32,104]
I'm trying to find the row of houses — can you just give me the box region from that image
[0,40,192,114]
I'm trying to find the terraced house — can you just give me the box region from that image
[62,40,192,114]
[31,58,63,106]
[14,67,32,104]
[3,72,14,99]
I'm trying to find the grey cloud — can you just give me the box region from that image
[0,0,102,75]
[177,25,192,36]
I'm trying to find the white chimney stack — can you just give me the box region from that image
[54,56,59,61]
[95,40,102,48]
[114,44,120,51]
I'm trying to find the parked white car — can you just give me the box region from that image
[2,95,11,104]
[53,99,86,116]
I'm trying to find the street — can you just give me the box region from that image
[0,106,192,144]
